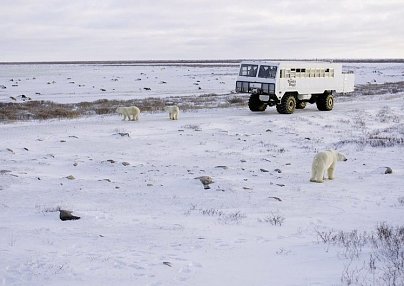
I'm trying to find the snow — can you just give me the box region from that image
[1,62,404,103]
[1,63,404,285]
[0,63,237,103]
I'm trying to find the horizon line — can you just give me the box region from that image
[1,58,404,65]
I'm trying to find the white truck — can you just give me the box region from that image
[235,61,355,114]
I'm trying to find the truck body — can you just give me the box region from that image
[235,61,355,114]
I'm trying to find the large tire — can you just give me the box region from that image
[276,94,296,114]
[296,101,306,109]
[316,92,334,111]
[248,94,267,112]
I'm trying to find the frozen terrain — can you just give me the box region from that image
[0,62,404,285]
[1,62,404,103]
[0,63,237,103]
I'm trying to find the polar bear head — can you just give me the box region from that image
[336,152,348,161]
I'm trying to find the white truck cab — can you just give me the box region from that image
[235,61,355,114]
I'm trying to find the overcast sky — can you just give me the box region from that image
[1,0,403,62]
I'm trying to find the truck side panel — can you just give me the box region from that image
[277,77,341,98]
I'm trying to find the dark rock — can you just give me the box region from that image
[195,176,214,189]
[385,167,393,174]
[59,210,80,221]
[274,168,282,173]
[215,166,228,170]
[260,168,269,173]
[116,132,130,137]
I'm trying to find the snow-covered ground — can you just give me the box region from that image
[1,63,404,285]
[0,63,237,103]
[1,62,404,103]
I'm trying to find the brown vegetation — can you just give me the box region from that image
[0,93,248,121]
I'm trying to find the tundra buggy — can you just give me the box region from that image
[235,61,355,114]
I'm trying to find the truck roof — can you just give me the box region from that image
[240,60,341,69]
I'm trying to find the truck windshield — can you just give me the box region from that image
[239,64,258,77]
[258,65,277,79]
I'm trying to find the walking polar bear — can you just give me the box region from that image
[164,105,180,120]
[116,106,140,121]
[310,150,347,183]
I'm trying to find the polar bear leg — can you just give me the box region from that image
[173,112,178,120]
[327,162,336,180]
[310,161,325,183]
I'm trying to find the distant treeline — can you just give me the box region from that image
[1,59,404,65]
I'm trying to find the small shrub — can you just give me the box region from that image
[316,223,404,285]
[219,211,246,224]
[376,106,400,123]
[259,212,285,226]
[200,208,224,217]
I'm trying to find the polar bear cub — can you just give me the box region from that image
[116,106,140,121]
[310,150,347,183]
[164,105,179,120]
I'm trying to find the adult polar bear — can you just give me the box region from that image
[116,106,140,121]
[164,105,180,120]
[310,150,347,183]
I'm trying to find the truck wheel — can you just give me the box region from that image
[276,94,296,114]
[316,92,334,111]
[248,94,267,112]
[296,101,306,109]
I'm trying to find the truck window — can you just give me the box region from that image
[258,65,277,79]
[239,64,258,77]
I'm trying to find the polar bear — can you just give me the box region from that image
[116,106,140,121]
[310,150,347,183]
[164,105,179,120]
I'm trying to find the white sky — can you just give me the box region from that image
[1,0,404,62]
